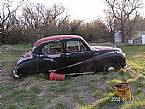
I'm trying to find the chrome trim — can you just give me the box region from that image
[13,70,19,78]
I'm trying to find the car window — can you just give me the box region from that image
[42,41,63,54]
[66,40,86,52]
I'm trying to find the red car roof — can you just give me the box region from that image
[34,35,82,46]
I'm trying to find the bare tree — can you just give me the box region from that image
[69,20,83,34]
[21,3,66,28]
[0,0,27,44]
[20,3,68,42]
[104,0,143,42]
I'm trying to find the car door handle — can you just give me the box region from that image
[65,53,71,58]
[60,53,70,58]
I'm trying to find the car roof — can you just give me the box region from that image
[34,35,82,46]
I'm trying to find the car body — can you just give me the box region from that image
[12,35,126,78]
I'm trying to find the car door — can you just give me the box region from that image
[38,40,66,73]
[64,39,94,69]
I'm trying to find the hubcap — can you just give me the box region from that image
[107,67,115,72]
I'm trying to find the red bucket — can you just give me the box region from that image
[49,71,65,81]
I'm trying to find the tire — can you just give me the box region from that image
[103,62,121,74]
[12,70,21,79]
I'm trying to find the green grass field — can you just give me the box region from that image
[0,44,145,109]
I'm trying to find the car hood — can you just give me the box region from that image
[91,46,114,51]
[91,46,123,53]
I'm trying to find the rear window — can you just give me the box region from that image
[66,40,86,52]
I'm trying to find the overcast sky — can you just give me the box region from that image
[1,0,145,22]
[28,0,106,22]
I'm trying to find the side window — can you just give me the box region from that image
[66,40,86,52]
[42,41,63,54]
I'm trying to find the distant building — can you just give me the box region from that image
[114,31,122,43]
[128,31,145,44]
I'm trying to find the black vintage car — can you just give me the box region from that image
[12,35,126,78]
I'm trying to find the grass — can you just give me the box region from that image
[121,45,145,73]
[0,44,31,69]
[0,44,145,109]
[79,92,114,109]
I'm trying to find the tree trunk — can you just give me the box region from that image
[0,25,5,44]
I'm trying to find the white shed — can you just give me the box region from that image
[142,35,145,44]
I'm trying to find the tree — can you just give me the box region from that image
[78,19,109,42]
[104,0,143,42]
[69,20,83,34]
[131,15,145,35]
[21,3,68,41]
[0,0,26,44]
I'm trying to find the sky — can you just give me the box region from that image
[1,0,144,22]
[28,0,106,22]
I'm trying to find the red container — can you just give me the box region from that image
[49,71,65,81]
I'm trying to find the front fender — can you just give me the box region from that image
[93,51,126,68]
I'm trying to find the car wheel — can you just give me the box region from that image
[103,62,119,74]
[12,70,21,79]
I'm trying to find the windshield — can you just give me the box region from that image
[81,38,91,49]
